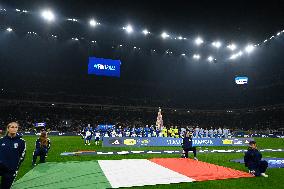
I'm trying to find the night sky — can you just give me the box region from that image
[0,0,284,108]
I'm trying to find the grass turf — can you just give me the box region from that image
[4,136,284,188]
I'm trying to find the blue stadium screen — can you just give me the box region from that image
[235,77,248,85]
[88,57,121,77]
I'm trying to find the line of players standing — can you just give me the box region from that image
[81,124,231,145]
[186,126,231,138]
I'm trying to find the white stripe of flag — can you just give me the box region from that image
[98,159,194,188]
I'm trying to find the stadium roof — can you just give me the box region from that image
[0,0,284,108]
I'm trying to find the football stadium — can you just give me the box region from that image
[0,0,284,188]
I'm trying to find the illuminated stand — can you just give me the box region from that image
[156,108,164,130]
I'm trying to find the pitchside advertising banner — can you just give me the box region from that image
[88,57,121,77]
[103,137,254,147]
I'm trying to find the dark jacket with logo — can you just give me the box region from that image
[0,135,26,171]
[35,138,51,153]
[244,147,262,169]
[182,136,193,149]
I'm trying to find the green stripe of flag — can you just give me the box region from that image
[13,161,111,189]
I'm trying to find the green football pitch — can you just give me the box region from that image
[4,136,284,188]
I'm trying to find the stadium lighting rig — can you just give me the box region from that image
[89,19,99,27]
[41,10,55,22]
[142,29,150,35]
[207,56,214,62]
[212,41,222,48]
[193,54,201,60]
[227,43,237,51]
[245,44,254,53]
[67,18,78,22]
[6,27,13,32]
[229,51,243,60]
[195,37,203,46]
[123,24,133,34]
[161,32,170,39]
[1,4,284,62]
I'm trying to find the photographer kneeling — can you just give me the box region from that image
[181,131,198,160]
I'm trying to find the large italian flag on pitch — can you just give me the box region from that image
[13,158,252,189]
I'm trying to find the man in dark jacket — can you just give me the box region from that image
[244,141,268,177]
[0,122,26,189]
[181,131,198,160]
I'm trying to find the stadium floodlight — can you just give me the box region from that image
[229,51,243,60]
[212,41,222,48]
[207,56,214,62]
[181,53,186,56]
[6,27,13,32]
[277,32,281,36]
[237,51,243,56]
[229,54,238,60]
[67,18,78,22]
[270,35,274,39]
[134,46,137,49]
[142,29,150,35]
[195,37,203,45]
[227,43,237,51]
[264,39,268,43]
[123,24,133,33]
[22,10,28,13]
[178,36,183,40]
[119,44,122,47]
[89,19,98,27]
[193,54,200,59]
[161,32,170,39]
[245,44,254,53]
[41,10,55,22]
[15,9,21,12]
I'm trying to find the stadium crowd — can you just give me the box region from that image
[0,101,283,137]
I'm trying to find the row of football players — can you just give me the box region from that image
[81,125,231,139]
[188,127,231,138]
